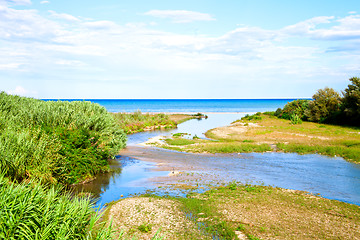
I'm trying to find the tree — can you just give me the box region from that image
[342,77,360,125]
[275,99,310,120]
[305,87,341,122]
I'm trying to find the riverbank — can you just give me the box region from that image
[152,113,360,164]
[113,112,206,134]
[103,183,360,239]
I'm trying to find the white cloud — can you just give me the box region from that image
[0,5,60,41]
[49,10,79,22]
[283,16,334,35]
[283,15,360,41]
[144,10,215,23]
[0,63,21,69]
[0,4,359,98]
[8,86,36,96]
[83,20,119,30]
[40,0,49,4]
[3,0,31,6]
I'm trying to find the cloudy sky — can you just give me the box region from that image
[1,0,360,99]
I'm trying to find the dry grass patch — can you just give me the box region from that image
[106,197,207,240]
[189,185,360,240]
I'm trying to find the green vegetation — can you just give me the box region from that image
[275,77,360,126]
[138,223,152,233]
[0,93,184,239]
[305,87,341,122]
[207,113,360,163]
[274,99,310,121]
[113,111,177,134]
[241,112,263,121]
[342,77,360,125]
[0,92,126,185]
[165,138,196,146]
[0,174,114,240]
[189,142,271,154]
[133,183,360,239]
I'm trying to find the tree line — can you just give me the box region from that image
[275,77,360,126]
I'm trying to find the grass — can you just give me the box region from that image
[188,142,271,153]
[113,111,177,134]
[205,113,360,163]
[0,173,114,240]
[0,92,127,185]
[171,183,360,239]
[165,138,196,146]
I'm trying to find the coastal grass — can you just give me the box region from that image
[172,183,360,240]
[0,92,127,185]
[164,138,196,146]
[206,114,360,163]
[188,142,271,154]
[0,174,114,240]
[113,111,177,134]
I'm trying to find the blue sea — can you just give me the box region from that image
[43,99,304,113]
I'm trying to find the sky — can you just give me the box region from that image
[1,0,360,99]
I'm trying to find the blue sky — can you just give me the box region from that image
[1,0,360,99]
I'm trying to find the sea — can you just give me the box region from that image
[43,99,303,113]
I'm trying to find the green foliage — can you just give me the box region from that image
[228,181,237,190]
[165,138,196,146]
[193,134,200,139]
[275,99,310,120]
[241,112,263,121]
[196,143,271,153]
[113,111,176,134]
[305,87,341,123]
[277,143,360,163]
[342,77,360,125]
[290,114,303,125]
[138,223,152,233]
[0,174,114,240]
[172,132,188,137]
[0,92,127,185]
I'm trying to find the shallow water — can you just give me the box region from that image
[127,113,246,144]
[75,114,360,208]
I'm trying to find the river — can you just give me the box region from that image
[73,113,360,208]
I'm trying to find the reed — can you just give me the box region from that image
[0,173,115,240]
[113,111,176,134]
[0,92,127,184]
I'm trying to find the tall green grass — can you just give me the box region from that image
[277,143,360,162]
[0,92,127,184]
[113,111,176,134]
[0,173,115,240]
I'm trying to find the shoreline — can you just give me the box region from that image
[114,111,256,114]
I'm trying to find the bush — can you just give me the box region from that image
[241,112,263,121]
[0,174,114,240]
[342,77,360,125]
[305,87,341,123]
[113,111,176,134]
[0,92,127,185]
[290,114,302,124]
[276,100,310,120]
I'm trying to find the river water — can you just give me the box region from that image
[74,113,360,208]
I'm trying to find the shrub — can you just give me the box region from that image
[290,114,303,125]
[0,174,114,240]
[113,111,176,134]
[305,87,341,123]
[276,99,310,120]
[342,77,360,125]
[0,92,127,185]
